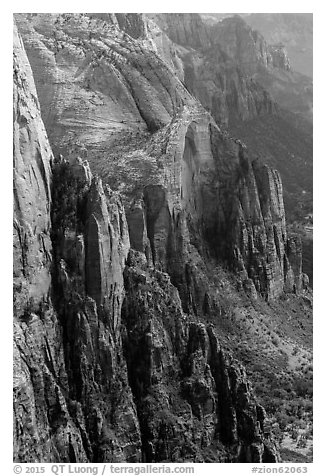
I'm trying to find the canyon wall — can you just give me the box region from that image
[14,23,142,463]
[13,13,310,463]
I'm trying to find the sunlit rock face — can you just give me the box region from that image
[13,23,141,463]
[14,11,304,310]
[13,12,310,464]
[134,109,302,305]
[13,22,53,315]
[14,13,192,163]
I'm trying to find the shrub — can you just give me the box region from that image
[293,376,313,398]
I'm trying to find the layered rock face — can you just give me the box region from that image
[148,13,211,49]
[156,13,312,252]
[152,13,311,127]
[208,16,290,73]
[14,25,141,462]
[244,13,313,78]
[148,14,279,127]
[132,109,304,306]
[12,42,279,459]
[209,15,311,124]
[13,23,53,316]
[14,23,79,461]
[14,12,305,306]
[14,13,192,164]
[13,13,310,463]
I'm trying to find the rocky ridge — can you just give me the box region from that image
[116,106,305,304]
[14,24,142,462]
[14,13,306,302]
[13,13,312,463]
[243,13,313,78]
[164,13,312,270]
[150,13,309,123]
[13,25,279,462]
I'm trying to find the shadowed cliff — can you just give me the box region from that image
[13,13,312,463]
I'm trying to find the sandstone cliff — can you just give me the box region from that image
[160,13,312,267]
[15,13,305,302]
[148,14,279,127]
[14,23,142,463]
[13,13,312,463]
[118,107,304,305]
[149,14,311,128]
[13,22,53,316]
[243,13,313,78]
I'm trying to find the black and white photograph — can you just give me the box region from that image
[11,3,315,471]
